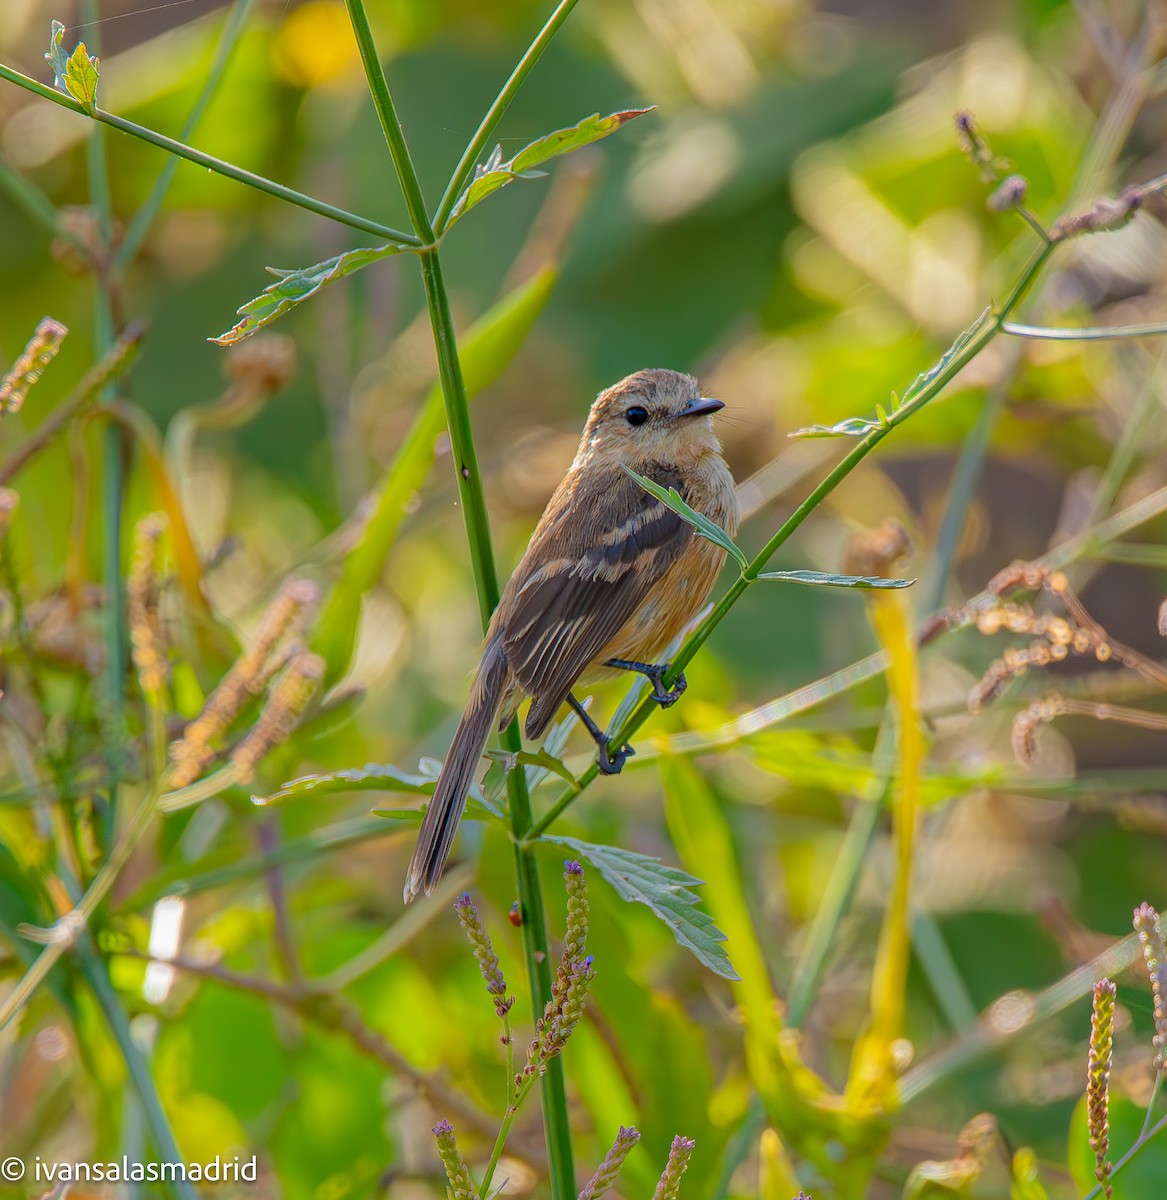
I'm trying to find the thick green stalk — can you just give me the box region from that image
[433,0,580,235]
[342,3,574,1192]
[115,0,255,268]
[0,63,419,246]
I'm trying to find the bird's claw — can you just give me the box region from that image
[651,669,686,708]
[606,658,687,708]
[597,738,635,775]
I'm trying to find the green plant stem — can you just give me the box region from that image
[1082,1112,1167,1200]
[433,0,580,235]
[342,0,434,241]
[77,944,196,1200]
[114,0,255,268]
[0,63,420,246]
[480,1076,537,1199]
[898,933,1140,1103]
[1002,319,1167,340]
[0,789,159,1035]
[341,3,574,1192]
[787,772,889,1028]
[0,155,81,247]
[80,0,126,843]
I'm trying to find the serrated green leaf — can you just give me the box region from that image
[622,465,747,569]
[544,835,738,980]
[46,22,99,114]
[212,243,403,344]
[255,762,435,804]
[790,415,885,439]
[257,761,505,820]
[755,569,916,589]
[447,108,653,229]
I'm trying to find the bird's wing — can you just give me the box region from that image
[502,462,691,739]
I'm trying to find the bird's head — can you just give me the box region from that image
[580,368,725,464]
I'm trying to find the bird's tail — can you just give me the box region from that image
[403,636,508,902]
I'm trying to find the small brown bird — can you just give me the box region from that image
[404,368,738,901]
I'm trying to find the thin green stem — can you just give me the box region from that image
[1139,1072,1164,1138]
[433,0,580,235]
[787,772,889,1028]
[1003,319,1167,340]
[80,0,127,843]
[0,788,159,1034]
[418,250,502,620]
[479,1076,537,1199]
[340,4,574,1191]
[115,0,255,268]
[77,945,196,1199]
[0,155,78,245]
[1081,1112,1167,1200]
[343,0,434,241]
[0,63,420,246]
[898,933,1140,1103]
[923,383,1010,613]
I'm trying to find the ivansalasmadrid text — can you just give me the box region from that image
[35,1155,258,1183]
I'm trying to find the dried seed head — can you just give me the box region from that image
[1087,979,1116,1197]
[0,318,68,414]
[225,333,297,394]
[168,578,320,786]
[454,893,514,1021]
[1133,903,1167,1069]
[652,1135,696,1200]
[51,207,102,276]
[841,519,912,579]
[578,1125,641,1200]
[229,650,324,781]
[127,513,169,699]
[431,1119,475,1200]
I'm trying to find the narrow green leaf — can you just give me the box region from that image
[46,22,99,115]
[257,761,505,819]
[312,266,558,682]
[544,835,738,980]
[255,762,435,804]
[755,569,916,589]
[790,416,884,439]
[447,108,654,229]
[211,243,403,345]
[622,465,748,569]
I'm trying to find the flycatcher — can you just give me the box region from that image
[404,368,738,901]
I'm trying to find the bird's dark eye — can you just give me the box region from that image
[625,405,649,427]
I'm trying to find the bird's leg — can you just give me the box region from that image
[567,694,634,775]
[605,658,687,708]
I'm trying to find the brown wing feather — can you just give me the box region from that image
[501,463,690,739]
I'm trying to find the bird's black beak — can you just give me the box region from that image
[680,396,725,418]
